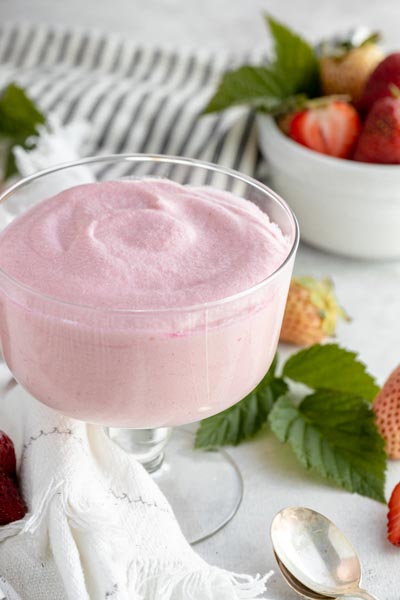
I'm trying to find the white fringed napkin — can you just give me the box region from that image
[0,378,270,600]
[0,124,271,599]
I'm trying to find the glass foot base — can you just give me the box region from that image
[107,425,244,544]
[154,428,243,544]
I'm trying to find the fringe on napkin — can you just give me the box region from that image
[0,384,271,600]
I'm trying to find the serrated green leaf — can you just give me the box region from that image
[203,15,319,114]
[203,66,287,114]
[195,355,288,448]
[269,391,386,502]
[265,15,320,97]
[282,344,379,401]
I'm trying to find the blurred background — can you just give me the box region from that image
[2,0,399,52]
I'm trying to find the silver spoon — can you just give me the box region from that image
[274,551,334,599]
[270,507,379,600]
[274,552,373,600]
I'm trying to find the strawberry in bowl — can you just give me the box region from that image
[358,52,400,113]
[258,113,400,259]
[354,86,400,163]
[260,83,400,259]
[205,16,400,258]
[288,98,361,159]
[259,56,400,259]
[319,31,384,103]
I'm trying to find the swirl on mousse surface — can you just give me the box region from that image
[0,179,290,310]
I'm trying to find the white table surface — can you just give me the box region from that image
[2,1,400,598]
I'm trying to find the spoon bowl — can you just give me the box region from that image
[274,551,334,599]
[275,552,375,600]
[270,507,377,600]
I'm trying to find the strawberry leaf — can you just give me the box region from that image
[203,66,290,114]
[0,83,46,179]
[269,391,386,502]
[203,15,319,114]
[195,355,287,448]
[282,344,380,401]
[0,84,45,138]
[265,14,320,97]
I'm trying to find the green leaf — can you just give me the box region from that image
[282,344,380,402]
[195,355,288,448]
[0,83,46,179]
[203,15,319,114]
[203,66,288,114]
[265,15,320,97]
[269,391,386,502]
[0,84,45,138]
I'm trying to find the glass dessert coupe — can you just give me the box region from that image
[0,155,299,543]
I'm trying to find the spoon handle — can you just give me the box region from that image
[338,591,379,600]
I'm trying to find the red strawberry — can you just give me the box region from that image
[373,365,400,458]
[353,93,400,164]
[388,482,400,546]
[0,471,26,526]
[358,53,400,114]
[289,100,361,159]
[0,431,16,477]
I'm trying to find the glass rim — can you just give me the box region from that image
[0,153,299,314]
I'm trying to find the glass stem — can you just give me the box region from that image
[106,426,172,473]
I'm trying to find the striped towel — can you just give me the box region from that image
[0,22,265,178]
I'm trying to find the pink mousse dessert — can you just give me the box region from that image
[0,179,293,427]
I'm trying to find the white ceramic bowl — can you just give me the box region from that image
[258,114,400,260]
